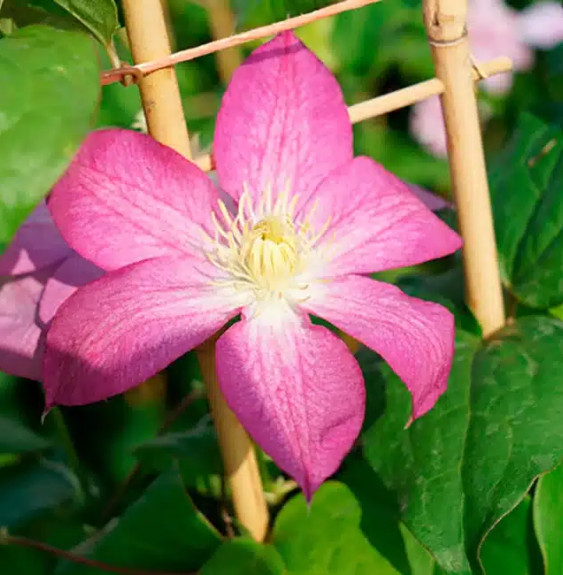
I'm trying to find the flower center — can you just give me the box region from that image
[242,216,299,289]
[204,184,331,303]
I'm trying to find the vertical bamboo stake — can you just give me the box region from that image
[422,0,505,336]
[206,0,243,83]
[121,0,269,541]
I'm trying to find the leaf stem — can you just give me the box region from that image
[1,532,195,575]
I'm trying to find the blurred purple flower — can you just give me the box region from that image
[0,202,102,380]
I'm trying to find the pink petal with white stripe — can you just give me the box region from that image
[304,275,455,419]
[49,129,220,271]
[214,31,352,209]
[301,157,461,277]
[43,256,246,408]
[215,311,364,499]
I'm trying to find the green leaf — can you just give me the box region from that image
[400,524,436,575]
[201,538,285,575]
[489,114,563,308]
[534,461,563,574]
[364,330,478,573]
[0,416,51,454]
[0,25,99,245]
[364,316,563,573]
[273,481,405,575]
[0,459,79,528]
[481,496,542,575]
[0,0,81,32]
[56,471,222,574]
[53,0,118,46]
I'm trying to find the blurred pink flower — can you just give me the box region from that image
[45,31,461,497]
[411,0,563,156]
[519,1,563,50]
[410,95,448,159]
[0,202,102,380]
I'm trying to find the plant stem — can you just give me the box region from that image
[120,0,268,542]
[423,0,505,337]
[1,532,195,575]
[49,407,89,499]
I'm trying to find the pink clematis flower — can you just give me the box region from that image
[0,202,102,380]
[411,0,563,157]
[44,32,461,497]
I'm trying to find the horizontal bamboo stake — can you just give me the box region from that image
[349,56,511,123]
[191,55,512,172]
[101,0,382,85]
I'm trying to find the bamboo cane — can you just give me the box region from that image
[422,0,506,336]
[205,0,243,83]
[121,0,269,541]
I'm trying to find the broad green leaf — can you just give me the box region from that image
[0,25,99,244]
[56,471,221,574]
[481,496,542,575]
[364,316,563,573]
[54,0,118,46]
[201,538,285,575]
[400,524,436,575]
[364,330,478,573]
[273,481,404,575]
[0,0,81,32]
[338,457,413,575]
[489,114,563,308]
[534,461,563,574]
[0,459,79,527]
[0,416,51,454]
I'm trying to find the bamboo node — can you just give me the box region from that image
[426,29,467,47]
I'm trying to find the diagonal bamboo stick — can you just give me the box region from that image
[422,0,505,336]
[121,0,268,541]
[102,0,382,85]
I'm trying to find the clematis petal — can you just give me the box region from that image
[304,275,455,419]
[39,253,104,324]
[49,129,220,271]
[215,310,364,499]
[43,256,246,408]
[0,272,49,380]
[301,156,462,277]
[0,201,70,277]
[214,30,352,208]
